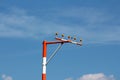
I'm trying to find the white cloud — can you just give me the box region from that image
[78,73,115,80]
[65,73,115,80]
[0,7,120,44]
[64,77,73,80]
[1,74,13,80]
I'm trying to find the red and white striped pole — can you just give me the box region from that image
[42,40,47,80]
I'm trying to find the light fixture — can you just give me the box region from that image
[74,37,76,40]
[68,36,71,39]
[61,34,64,38]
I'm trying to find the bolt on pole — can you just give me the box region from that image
[42,33,82,80]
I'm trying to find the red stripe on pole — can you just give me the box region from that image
[43,40,47,57]
[42,74,46,80]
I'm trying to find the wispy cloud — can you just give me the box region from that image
[78,73,115,80]
[0,7,120,44]
[65,77,73,80]
[65,73,115,80]
[1,74,13,80]
[0,8,73,38]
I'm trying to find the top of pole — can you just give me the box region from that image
[55,32,82,46]
[44,33,82,46]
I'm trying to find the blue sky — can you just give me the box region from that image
[0,0,120,80]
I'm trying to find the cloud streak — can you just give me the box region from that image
[78,73,115,80]
[0,7,120,44]
[2,74,13,80]
[65,73,115,80]
[0,8,73,38]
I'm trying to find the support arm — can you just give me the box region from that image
[46,43,63,65]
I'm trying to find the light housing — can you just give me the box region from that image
[61,34,64,38]
[68,36,71,39]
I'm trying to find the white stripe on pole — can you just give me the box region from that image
[42,57,46,74]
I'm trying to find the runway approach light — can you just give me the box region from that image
[55,33,82,46]
[79,38,82,46]
[61,34,64,38]
[74,37,76,40]
[55,32,58,36]
[68,36,71,39]
[80,39,82,42]
[42,33,82,80]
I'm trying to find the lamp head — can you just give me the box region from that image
[80,39,82,42]
[79,38,82,46]
[55,32,58,36]
[74,37,76,40]
[61,34,64,38]
[68,36,71,39]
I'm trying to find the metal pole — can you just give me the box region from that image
[42,40,47,80]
